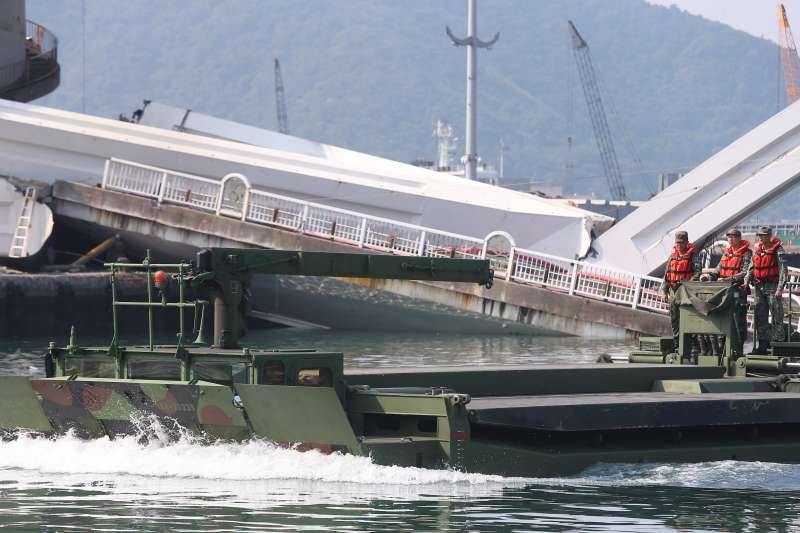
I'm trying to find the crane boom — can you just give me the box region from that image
[568,21,627,200]
[779,4,800,106]
[274,58,289,134]
[192,248,493,348]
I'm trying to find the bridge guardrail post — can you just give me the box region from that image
[417,231,426,256]
[157,172,168,203]
[505,248,515,281]
[357,218,367,248]
[300,204,309,231]
[101,160,110,189]
[568,261,579,296]
[214,183,223,216]
[631,276,643,309]
[241,187,250,222]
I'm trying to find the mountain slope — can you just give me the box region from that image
[25,0,780,199]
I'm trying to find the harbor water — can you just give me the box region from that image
[1,331,798,532]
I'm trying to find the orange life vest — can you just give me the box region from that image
[718,240,750,278]
[665,243,696,287]
[752,237,783,284]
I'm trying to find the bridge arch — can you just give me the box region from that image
[216,173,251,220]
[482,230,515,258]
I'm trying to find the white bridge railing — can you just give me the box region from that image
[102,158,670,314]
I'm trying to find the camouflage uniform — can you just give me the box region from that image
[662,237,702,342]
[707,238,753,354]
[745,233,788,347]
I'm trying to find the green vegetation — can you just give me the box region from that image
[26,0,780,199]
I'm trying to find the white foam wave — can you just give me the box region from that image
[0,418,528,504]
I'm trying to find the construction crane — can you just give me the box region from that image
[779,4,800,107]
[568,20,627,200]
[274,58,289,135]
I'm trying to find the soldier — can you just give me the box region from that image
[700,229,752,355]
[662,231,701,348]
[745,226,788,354]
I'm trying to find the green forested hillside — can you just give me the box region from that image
[25,0,781,200]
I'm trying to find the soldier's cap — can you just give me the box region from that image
[674,231,688,242]
[725,228,741,237]
[756,226,773,236]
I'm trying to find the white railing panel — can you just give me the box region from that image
[638,276,668,312]
[246,190,304,230]
[510,249,574,291]
[303,206,364,244]
[363,220,421,255]
[423,232,483,260]
[162,173,220,211]
[105,159,162,198]
[574,264,638,305]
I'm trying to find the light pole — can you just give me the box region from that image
[446,0,499,181]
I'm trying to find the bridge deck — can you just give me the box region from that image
[50,180,671,337]
[345,364,723,396]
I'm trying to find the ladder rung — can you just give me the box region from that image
[9,187,36,258]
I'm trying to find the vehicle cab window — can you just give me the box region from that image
[297,368,332,387]
[65,357,116,378]
[192,362,249,385]
[127,359,181,380]
[260,360,285,385]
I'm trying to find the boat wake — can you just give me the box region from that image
[556,461,800,491]
[3,415,799,500]
[0,416,527,504]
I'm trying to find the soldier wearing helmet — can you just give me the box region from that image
[744,226,788,354]
[662,230,701,347]
[700,228,752,355]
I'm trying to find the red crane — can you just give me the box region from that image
[779,4,800,106]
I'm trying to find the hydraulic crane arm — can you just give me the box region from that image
[191,248,493,348]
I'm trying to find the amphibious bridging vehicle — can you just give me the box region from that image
[5,249,800,477]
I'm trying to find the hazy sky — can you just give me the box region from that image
[647,1,800,42]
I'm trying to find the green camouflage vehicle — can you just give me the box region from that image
[5,249,800,477]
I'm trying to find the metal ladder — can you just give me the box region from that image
[8,187,36,258]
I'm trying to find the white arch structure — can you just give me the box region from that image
[592,101,800,275]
